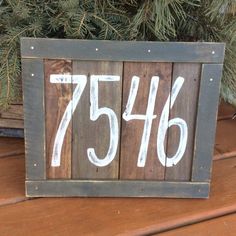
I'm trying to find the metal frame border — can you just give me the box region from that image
[21,38,225,63]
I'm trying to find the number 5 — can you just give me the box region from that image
[87,75,120,167]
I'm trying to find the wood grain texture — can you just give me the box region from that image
[45,59,72,179]
[159,213,236,236]
[72,61,123,179]
[0,105,23,120]
[120,62,172,180]
[214,119,236,160]
[0,155,27,206]
[0,157,236,235]
[0,137,24,158]
[217,100,236,121]
[0,118,24,129]
[165,63,201,181]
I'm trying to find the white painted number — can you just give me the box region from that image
[123,76,159,167]
[87,75,120,167]
[50,74,188,169]
[157,76,188,167]
[50,74,87,167]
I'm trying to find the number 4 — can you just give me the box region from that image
[123,76,159,167]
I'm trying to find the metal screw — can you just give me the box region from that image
[95,48,99,51]
[148,49,151,53]
[30,46,34,50]
[33,163,37,167]
[211,51,215,55]
[210,78,213,82]
[31,73,34,77]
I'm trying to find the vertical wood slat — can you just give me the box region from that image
[192,64,223,182]
[21,58,46,180]
[45,60,72,179]
[165,63,201,181]
[72,61,123,179]
[120,62,172,180]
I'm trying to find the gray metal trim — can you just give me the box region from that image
[26,180,209,198]
[22,59,46,180]
[21,38,225,63]
[192,64,223,182]
[0,128,24,138]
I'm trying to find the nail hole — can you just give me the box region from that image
[95,48,99,51]
[33,163,37,167]
[212,51,215,55]
[210,78,213,81]
[148,49,151,53]
[35,186,38,190]
[30,46,34,50]
[31,73,34,77]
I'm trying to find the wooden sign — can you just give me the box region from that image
[21,38,225,198]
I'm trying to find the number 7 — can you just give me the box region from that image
[50,74,87,167]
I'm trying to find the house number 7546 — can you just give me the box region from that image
[50,74,188,168]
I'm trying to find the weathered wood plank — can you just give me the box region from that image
[21,38,225,63]
[217,100,236,121]
[21,58,45,180]
[0,105,24,120]
[0,118,24,129]
[45,59,72,179]
[159,213,236,236]
[192,64,223,181]
[0,137,24,158]
[165,63,201,181]
[0,155,27,206]
[214,119,236,160]
[120,62,172,180]
[2,157,236,235]
[72,61,123,179]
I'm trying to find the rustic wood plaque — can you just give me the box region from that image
[21,38,225,198]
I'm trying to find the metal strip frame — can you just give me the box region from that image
[21,38,225,63]
[0,128,24,138]
[192,64,223,181]
[22,58,46,180]
[21,38,225,198]
[26,180,209,198]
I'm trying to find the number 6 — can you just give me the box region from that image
[157,76,188,167]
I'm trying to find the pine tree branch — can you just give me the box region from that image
[77,12,86,36]
[5,48,11,100]
[91,14,123,39]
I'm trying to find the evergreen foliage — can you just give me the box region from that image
[0,0,236,109]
